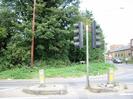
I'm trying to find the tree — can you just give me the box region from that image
[0,1,105,71]
[0,0,81,69]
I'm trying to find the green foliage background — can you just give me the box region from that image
[0,0,105,71]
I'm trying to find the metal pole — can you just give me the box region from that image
[31,0,36,66]
[104,43,106,63]
[86,25,90,88]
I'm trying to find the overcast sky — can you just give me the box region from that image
[80,0,133,48]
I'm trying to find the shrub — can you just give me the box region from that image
[45,59,71,68]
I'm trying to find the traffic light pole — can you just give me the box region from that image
[86,25,90,88]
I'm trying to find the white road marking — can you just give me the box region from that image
[0,87,18,91]
[120,93,133,96]
[0,96,48,99]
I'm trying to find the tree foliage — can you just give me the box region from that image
[0,0,105,71]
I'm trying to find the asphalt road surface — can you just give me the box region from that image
[0,63,133,99]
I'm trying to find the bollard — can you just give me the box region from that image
[39,69,45,84]
[108,68,115,84]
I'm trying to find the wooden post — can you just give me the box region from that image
[31,0,36,66]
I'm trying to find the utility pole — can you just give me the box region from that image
[31,0,36,66]
[86,25,90,88]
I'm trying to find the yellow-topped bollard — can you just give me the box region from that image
[108,68,115,84]
[39,69,45,84]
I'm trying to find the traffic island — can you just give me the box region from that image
[23,69,67,95]
[23,84,67,95]
[86,83,128,93]
[86,67,129,93]
[86,85,118,93]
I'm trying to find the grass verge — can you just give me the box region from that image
[0,63,114,79]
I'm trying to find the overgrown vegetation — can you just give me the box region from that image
[0,63,114,79]
[0,0,105,72]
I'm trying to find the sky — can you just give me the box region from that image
[80,0,133,48]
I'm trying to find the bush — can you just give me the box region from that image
[34,58,71,68]
[68,44,86,62]
[0,40,31,71]
[45,59,71,68]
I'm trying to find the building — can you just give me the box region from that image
[108,39,133,60]
[131,39,133,57]
[110,44,124,51]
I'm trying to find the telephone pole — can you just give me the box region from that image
[31,0,36,66]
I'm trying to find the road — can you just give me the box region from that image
[115,64,133,83]
[0,63,133,99]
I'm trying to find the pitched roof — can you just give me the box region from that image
[110,45,130,52]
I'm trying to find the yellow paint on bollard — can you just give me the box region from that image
[108,68,114,83]
[109,73,113,81]
[39,69,45,84]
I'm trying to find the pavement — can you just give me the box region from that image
[0,63,133,99]
[0,84,133,99]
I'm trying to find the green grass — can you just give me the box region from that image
[0,63,114,79]
[128,60,133,64]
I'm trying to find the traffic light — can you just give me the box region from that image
[91,21,102,48]
[73,22,83,48]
